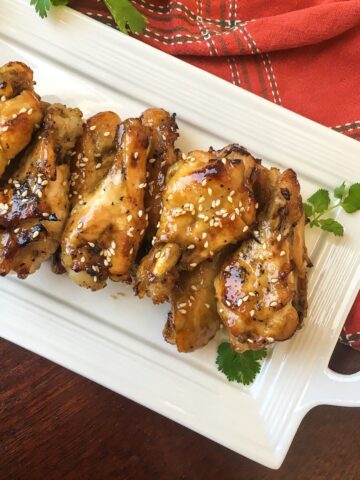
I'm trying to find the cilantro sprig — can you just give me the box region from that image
[305,182,360,236]
[30,0,146,34]
[216,342,267,385]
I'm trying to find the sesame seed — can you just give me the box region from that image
[250,310,255,317]
[88,242,95,247]
[179,309,187,314]
[207,187,213,196]
[95,163,101,169]
[1,95,6,102]
[204,241,209,248]
[27,108,33,115]
[93,276,98,283]
[249,292,256,297]
[138,183,147,189]
[202,232,207,239]
[191,285,197,291]
[205,304,210,309]
[19,107,27,114]
[190,263,197,267]
[12,114,17,119]
[243,295,249,302]
[237,299,243,306]
[41,180,48,186]
[255,202,259,209]
[14,228,20,233]
[187,244,195,249]
[230,213,236,221]
[129,248,134,255]
[36,190,42,198]
[111,241,116,249]
[1,126,9,132]
[32,230,39,239]
[267,337,274,343]
[89,125,97,131]
[138,210,143,218]
[227,196,233,203]
[219,308,224,313]
[262,243,267,250]
[276,234,282,242]
[243,226,249,232]
[221,157,227,164]
[104,131,110,137]
[280,250,286,257]
[81,256,85,263]
[42,212,49,217]
[104,260,109,266]
[247,338,254,344]
[270,301,278,307]
[201,179,207,187]
[271,278,278,284]
[77,222,83,229]
[21,190,28,197]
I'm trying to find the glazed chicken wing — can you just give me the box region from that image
[141,108,179,247]
[0,103,83,277]
[163,248,232,352]
[61,118,151,290]
[135,145,258,303]
[0,62,43,178]
[69,111,121,208]
[214,167,310,352]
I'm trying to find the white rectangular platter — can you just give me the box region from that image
[0,0,359,469]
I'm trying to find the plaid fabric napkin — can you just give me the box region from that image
[70,0,360,350]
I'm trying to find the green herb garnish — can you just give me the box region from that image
[30,0,146,34]
[216,342,267,385]
[305,182,360,236]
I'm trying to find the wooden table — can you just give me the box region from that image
[1,339,359,480]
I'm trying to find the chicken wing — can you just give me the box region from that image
[0,62,43,178]
[69,111,121,208]
[135,145,258,303]
[61,118,151,290]
[0,103,83,277]
[214,167,310,352]
[141,108,179,247]
[164,248,232,352]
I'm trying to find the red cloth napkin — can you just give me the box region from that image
[70,0,360,350]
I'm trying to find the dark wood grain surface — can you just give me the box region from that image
[0,339,359,480]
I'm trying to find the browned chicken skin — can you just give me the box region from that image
[0,62,43,178]
[61,117,151,290]
[214,167,309,352]
[135,145,258,303]
[141,108,179,247]
[0,103,83,277]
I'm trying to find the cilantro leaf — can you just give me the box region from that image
[216,342,267,385]
[334,181,346,200]
[304,203,314,219]
[307,189,330,214]
[341,183,360,213]
[30,0,68,18]
[104,0,146,34]
[318,218,344,236]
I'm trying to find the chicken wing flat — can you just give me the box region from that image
[214,167,310,352]
[0,62,43,178]
[135,145,258,303]
[141,108,179,247]
[61,118,151,290]
[69,111,121,208]
[0,103,83,277]
[164,249,232,352]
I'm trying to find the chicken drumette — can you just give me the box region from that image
[61,117,151,290]
[0,62,43,178]
[0,103,83,277]
[135,145,259,303]
[214,167,310,352]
